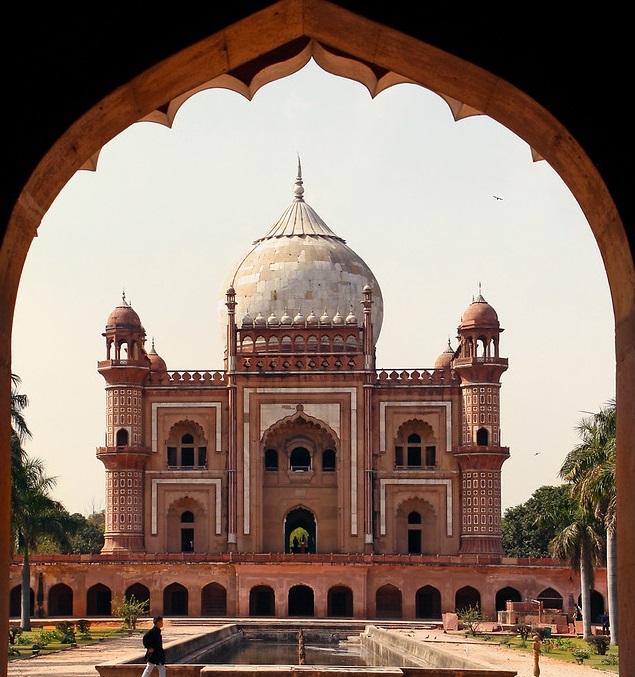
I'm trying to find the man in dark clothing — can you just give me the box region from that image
[142,615,166,676]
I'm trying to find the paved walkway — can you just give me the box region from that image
[7,622,618,677]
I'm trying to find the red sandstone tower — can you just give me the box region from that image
[452,289,509,554]
[96,294,152,553]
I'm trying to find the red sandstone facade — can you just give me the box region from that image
[10,171,607,624]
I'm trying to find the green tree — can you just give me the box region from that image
[12,456,75,630]
[501,484,576,557]
[10,375,76,629]
[10,373,31,442]
[560,398,617,644]
[547,502,604,641]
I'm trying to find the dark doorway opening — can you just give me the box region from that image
[288,585,314,616]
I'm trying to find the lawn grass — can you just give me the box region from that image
[476,631,619,672]
[7,621,142,662]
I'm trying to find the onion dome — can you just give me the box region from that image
[293,309,305,325]
[147,338,167,372]
[254,311,266,327]
[280,309,293,325]
[219,159,383,344]
[346,306,358,325]
[434,339,455,370]
[106,291,143,331]
[241,311,253,326]
[332,309,344,325]
[267,309,279,326]
[459,287,500,328]
[306,310,318,326]
[320,309,332,326]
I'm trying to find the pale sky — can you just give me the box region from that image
[11,59,615,516]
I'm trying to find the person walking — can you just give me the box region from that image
[141,615,166,676]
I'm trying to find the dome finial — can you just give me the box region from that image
[294,155,305,202]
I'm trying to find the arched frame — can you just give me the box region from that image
[0,1,633,672]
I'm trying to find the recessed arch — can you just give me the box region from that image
[1,2,634,670]
[86,583,112,616]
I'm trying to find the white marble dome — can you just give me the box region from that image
[219,163,384,344]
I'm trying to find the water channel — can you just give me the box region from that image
[192,638,372,666]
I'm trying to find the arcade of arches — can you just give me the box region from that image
[9,563,607,623]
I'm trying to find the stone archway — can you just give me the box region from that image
[1,2,633,672]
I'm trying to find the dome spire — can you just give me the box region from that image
[294,155,305,202]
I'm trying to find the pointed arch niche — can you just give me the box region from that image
[1,1,633,669]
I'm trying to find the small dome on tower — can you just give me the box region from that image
[434,340,455,370]
[106,292,143,330]
[147,339,167,373]
[460,289,499,328]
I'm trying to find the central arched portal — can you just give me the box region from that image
[285,507,316,554]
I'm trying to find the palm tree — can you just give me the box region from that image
[11,456,73,630]
[10,373,31,442]
[10,374,74,629]
[548,504,605,640]
[560,399,617,643]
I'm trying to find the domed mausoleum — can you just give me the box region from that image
[11,165,602,629]
[220,161,384,344]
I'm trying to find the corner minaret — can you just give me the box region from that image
[451,288,509,554]
[96,293,152,553]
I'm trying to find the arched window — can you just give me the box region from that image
[116,428,129,446]
[407,511,422,554]
[265,449,278,471]
[407,433,422,467]
[476,428,489,446]
[181,511,194,552]
[167,428,207,468]
[241,336,254,353]
[395,422,436,469]
[290,446,311,471]
[322,449,336,471]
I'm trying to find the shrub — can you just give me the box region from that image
[587,635,610,655]
[55,621,76,644]
[37,628,59,646]
[601,653,619,665]
[511,624,531,641]
[8,624,22,645]
[76,619,92,636]
[456,604,484,636]
[572,648,590,663]
[112,594,150,630]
